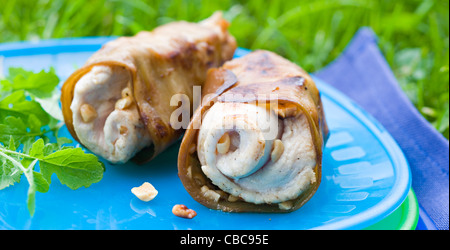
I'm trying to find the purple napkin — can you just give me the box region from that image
[315,28,449,230]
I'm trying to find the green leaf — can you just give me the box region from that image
[7,135,16,151]
[6,67,60,99]
[40,147,104,190]
[39,137,72,156]
[0,116,43,145]
[56,137,73,148]
[35,89,64,121]
[0,141,23,190]
[28,138,45,159]
[32,170,50,194]
[0,90,50,124]
[0,153,22,190]
[0,79,13,97]
[6,68,33,82]
[0,67,104,217]
[27,169,50,216]
[21,139,45,169]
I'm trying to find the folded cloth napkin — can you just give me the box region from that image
[315,27,449,230]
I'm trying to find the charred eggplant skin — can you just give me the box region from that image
[177,50,328,212]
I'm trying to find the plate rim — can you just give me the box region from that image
[310,76,411,229]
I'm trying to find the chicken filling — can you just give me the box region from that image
[70,65,152,163]
[197,102,317,206]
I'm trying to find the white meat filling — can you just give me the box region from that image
[198,102,317,205]
[70,66,152,163]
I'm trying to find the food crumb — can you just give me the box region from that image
[131,182,158,202]
[172,204,197,219]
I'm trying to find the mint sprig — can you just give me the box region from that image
[0,67,104,216]
[0,138,104,216]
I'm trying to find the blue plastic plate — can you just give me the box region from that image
[0,38,411,230]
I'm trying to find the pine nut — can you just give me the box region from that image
[201,185,221,202]
[131,182,158,202]
[115,97,132,110]
[186,166,192,179]
[228,194,239,202]
[217,133,230,154]
[278,201,293,210]
[193,172,206,186]
[121,87,132,98]
[274,104,298,118]
[80,104,97,123]
[271,139,284,163]
[172,204,197,219]
[119,126,128,135]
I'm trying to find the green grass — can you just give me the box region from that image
[0,0,448,138]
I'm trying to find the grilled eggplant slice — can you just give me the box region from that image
[178,50,328,212]
[61,12,236,164]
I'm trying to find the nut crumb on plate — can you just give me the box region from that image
[172,204,197,219]
[131,182,158,202]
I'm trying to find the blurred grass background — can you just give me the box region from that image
[0,0,448,138]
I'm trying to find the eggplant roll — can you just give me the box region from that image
[178,50,328,212]
[61,12,236,164]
